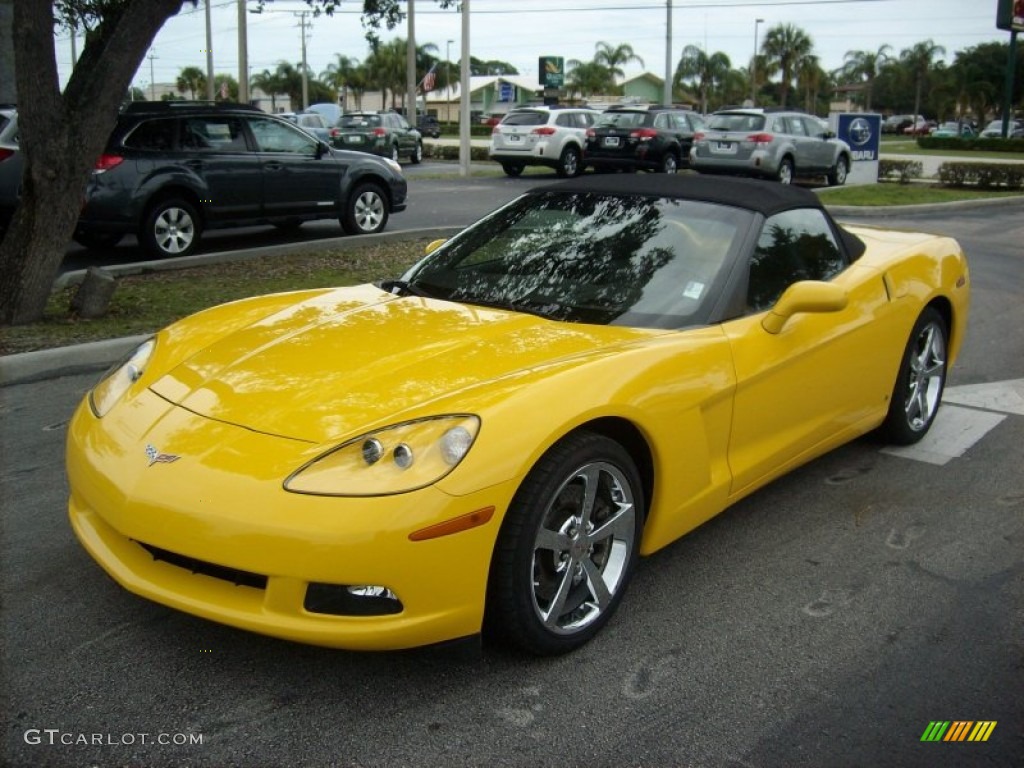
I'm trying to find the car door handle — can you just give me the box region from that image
[184,159,203,170]
[264,161,284,171]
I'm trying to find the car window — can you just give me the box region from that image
[555,113,574,127]
[503,111,547,127]
[247,117,318,155]
[339,114,382,128]
[598,112,644,128]
[653,112,671,129]
[747,208,846,312]
[708,113,765,132]
[124,118,178,152]
[179,117,248,152]
[785,117,808,136]
[406,191,752,329]
[298,115,325,128]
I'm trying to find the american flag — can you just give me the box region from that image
[420,63,437,93]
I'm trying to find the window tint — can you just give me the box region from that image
[180,117,248,152]
[248,117,317,154]
[503,111,547,127]
[785,117,808,136]
[125,119,178,151]
[339,114,382,128]
[747,208,846,311]
[708,113,765,132]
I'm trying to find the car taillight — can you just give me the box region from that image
[0,148,13,162]
[372,127,387,137]
[630,127,658,140]
[747,133,773,144]
[492,125,501,135]
[531,126,557,136]
[329,128,340,137]
[93,154,125,173]
[693,131,706,141]
[585,128,596,137]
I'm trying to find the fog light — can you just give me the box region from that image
[393,443,414,468]
[304,583,403,616]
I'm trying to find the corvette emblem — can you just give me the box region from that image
[145,444,181,466]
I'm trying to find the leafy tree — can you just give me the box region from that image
[795,55,829,115]
[674,44,730,113]
[593,41,644,87]
[320,53,364,109]
[176,65,206,100]
[250,67,286,112]
[469,57,518,76]
[565,60,614,99]
[0,0,451,327]
[761,23,814,108]
[213,73,239,102]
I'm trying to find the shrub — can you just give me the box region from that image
[937,162,1024,190]
[878,159,923,184]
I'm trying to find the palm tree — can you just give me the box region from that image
[761,23,814,108]
[674,45,731,113]
[841,45,892,111]
[900,39,946,122]
[250,68,285,111]
[566,60,615,99]
[593,41,644,92]
[270,61,305,111]
[321,54,362,110]
[796,55,827,114]
[176,66,206,100]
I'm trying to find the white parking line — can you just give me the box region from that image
[881,379,1022,466]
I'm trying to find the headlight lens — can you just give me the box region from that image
[88,339,155,418]
[284,415,480,496]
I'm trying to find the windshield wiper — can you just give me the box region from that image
[379,279,433,298]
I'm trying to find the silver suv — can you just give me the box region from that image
[690,108,851,186]
[489,105,599,177]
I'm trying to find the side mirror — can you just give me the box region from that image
[761,281,848,334]
[424,238,447,255]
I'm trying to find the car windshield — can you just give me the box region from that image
[597,111,645,128]
[402,191,752,329]
[707,113,766,132]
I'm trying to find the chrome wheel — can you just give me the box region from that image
[660,152,678,174]
[880,307,948,444]
[777,157,794,185]
[530,461,636,635]
[342,183,389,235]
[487,431,643,655]
[142,198,201,258]
[828,156,849,186]
[557,147,581,178]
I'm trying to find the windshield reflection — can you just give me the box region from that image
[404,191,752,329]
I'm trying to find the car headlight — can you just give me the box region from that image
[284,415,481,497]
[88,338,155,418]
[382,157,403,174]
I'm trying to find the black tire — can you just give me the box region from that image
[485,431,644,655]
[501,162,525,177]
[776,156,795,185]
[341,182,389,235]
[411,141,423,165]
[658,151,679,174]
[556,146,582,178]
[140,198,201,258]
[72,230,124,250]
[390,144,400,163]
[879,307,948,445]
[827,155,849,186]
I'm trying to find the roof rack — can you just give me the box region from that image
[122,101,261,114]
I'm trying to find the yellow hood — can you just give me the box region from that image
[150,286,650,444]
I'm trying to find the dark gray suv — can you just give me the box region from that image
[75,102,408,258]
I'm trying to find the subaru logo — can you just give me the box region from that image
[849,118,872,146]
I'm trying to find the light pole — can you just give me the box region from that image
[446,39,454,123]
[751,18,764,106]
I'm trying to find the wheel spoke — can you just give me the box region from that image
[534,526,571,553]
[588,500,634,545]
[577,465,602,527]
[580,557,612,610]
[540,563,575,629]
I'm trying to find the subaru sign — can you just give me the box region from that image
[834,113,881,185]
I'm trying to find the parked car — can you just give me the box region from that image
[280,111,332,142]
[583,105,704,174]
[930,121,976,139]
[902,117,935,136]
[489,105,599,177]
[479,112,503,127]
[74,101,408,258]
[0,105,22,234]
[330,111,423,163]
[305,102,344,126]
[66,174,970,655]
[979,118,1024,138]
[417,114,441,139]
[690,108,851,185]
[882,114,923,135]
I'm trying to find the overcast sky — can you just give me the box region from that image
[54,0,1012,93]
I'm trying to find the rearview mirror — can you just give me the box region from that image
[761,281,848,334]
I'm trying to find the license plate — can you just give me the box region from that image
[714,141,736,153]
[508,134,521,142]
[347,135,364,144]
[603,137,620,148]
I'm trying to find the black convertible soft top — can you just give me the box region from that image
[537,174,866,260]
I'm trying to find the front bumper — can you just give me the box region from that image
[66,394,512,650]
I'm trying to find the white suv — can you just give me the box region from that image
[489,106,599,177]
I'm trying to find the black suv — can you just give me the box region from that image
[75,102,408,258]
[583,106,704,174]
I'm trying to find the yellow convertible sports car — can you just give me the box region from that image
[66,175,969,655]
